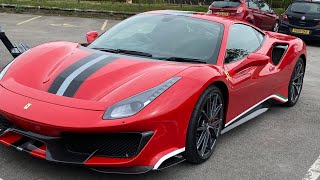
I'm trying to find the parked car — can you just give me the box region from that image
[0,11,306,173]
[208,0,279,31]
[278,0,320,40]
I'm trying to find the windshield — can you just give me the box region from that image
[211,0,241,8]
[289,2,320,14]
[89,14,224,64]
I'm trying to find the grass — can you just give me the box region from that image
[0,0,210,13]
[275,8,285,15]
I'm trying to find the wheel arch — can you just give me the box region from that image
[300,54,306,69]
[211,81,229,126]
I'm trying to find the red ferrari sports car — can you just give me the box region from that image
[0,10,306,174]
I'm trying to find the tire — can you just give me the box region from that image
[284,58,305,107]
[184,85,225,164]
[273,21,279,32]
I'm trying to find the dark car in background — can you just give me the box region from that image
[279,0,320,40]
[208,0,279,31]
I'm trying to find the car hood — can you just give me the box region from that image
[1,42,192,110]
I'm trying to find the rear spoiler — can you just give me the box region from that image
[0,27,31,58]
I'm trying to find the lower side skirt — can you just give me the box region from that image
[221,95,287,134]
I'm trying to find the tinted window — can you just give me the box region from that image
[225,24,264,63]
[260,2,270,11]
[90,14,224,64]
[289,2,320,14]
[248,0,260,9]
[211,0,241,8]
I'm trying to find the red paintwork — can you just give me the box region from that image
[0,11,306,169]
[208,1,279,31]
[30,145,46,159]
[0,131,22,146]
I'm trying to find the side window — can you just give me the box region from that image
[248,0,260,9]
[225,24,264,63]
[260,2,271,11]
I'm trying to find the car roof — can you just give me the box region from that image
[143,10,244,26]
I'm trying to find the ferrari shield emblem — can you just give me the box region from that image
[224,70,231,81]
[24,103,32,110]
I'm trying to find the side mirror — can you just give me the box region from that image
[247,53,270,66]
[86,31,99,44]
[233,53,270,73]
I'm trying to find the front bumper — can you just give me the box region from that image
[0,85,186,173]
[0,124,153,174]
[278,21,320,40]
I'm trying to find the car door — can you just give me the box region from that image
[223,23,270,124]
[259,2,277,30]
[247,0,264,28]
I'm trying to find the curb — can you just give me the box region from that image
[0,3,138,18]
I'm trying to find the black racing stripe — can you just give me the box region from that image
[62,56,118,97]
[48,53,102,94]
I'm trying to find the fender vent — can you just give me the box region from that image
[271,44,288,65]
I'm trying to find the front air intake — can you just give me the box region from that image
[63,131,153,158]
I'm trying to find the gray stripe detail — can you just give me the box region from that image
[221,108,269,134]
[56,55,109,96]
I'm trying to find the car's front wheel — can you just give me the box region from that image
[285,58,305,107]
[184,85,225,164]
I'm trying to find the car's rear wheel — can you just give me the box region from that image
[285,58,305,107]
[273,21,279,32]
[184,85,224,164]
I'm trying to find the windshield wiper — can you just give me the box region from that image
[92,48,206,63]
[156,57,207,64]
[92,48,119,53]
[92,48,153,58]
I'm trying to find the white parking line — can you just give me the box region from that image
[50,23,81,28]
[17,16,42,25]
[101,20,108,31]
[302,155,320,180]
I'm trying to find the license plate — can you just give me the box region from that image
[216,12,230,16]
[292,28,311,35]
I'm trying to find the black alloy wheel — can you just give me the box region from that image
[285,58,305,107]
[185,85,225,163]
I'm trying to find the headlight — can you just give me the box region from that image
[103,77,181,120]
[0,59,16,80]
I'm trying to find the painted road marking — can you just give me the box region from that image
[50,23,81,28]
[101,20,108,31]
[17,16,42,25]
[302,154,320,180]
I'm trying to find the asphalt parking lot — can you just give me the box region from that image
[0,13,320,180]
